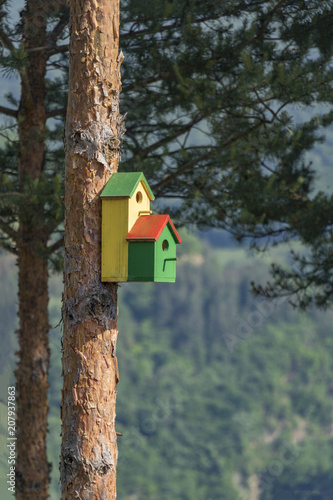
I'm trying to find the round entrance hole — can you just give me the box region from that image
[136,191,143,203]
[162,239,169,251]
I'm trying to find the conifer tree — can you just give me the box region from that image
[0,1,68,497]
[60,0,333,496]
[119,0,333,309]
[60,0,121,497]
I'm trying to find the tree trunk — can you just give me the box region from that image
[61,0,122,498]
[15,1,50,498]
[16,249,50,499]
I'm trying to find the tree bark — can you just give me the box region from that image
[61,0,122,498]
[15,1,50,498]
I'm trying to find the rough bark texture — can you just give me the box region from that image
[15,2,50,499]
[61,0,122,498]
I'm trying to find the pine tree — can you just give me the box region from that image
[119,0,333,309]
[0,1,68,497]
[60,1,333,496]
[60,0,121,497]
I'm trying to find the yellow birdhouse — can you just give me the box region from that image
[101,172,155,281]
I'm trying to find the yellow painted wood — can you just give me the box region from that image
[101,180,151,281]
[101,198,129,281]
[139,210,152,215]
[128,181,151,231]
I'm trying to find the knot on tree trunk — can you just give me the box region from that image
[64,285,116,329]
[66,120,126,168]
[62,446,115,482]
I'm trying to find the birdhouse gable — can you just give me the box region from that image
[127,215,181,282]
[126,214,182,244]
[100,172,155,201]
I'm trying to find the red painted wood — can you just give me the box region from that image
[126,214,182,243]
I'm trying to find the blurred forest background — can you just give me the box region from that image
[2,220,333,499]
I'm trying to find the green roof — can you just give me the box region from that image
[100,172,155,200]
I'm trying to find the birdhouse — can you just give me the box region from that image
[126,214,182,282]
[101,172,154,281]
[101,172,181,282]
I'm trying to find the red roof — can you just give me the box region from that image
[126,215,182,243]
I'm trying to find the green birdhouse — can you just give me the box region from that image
[126,214,182,282]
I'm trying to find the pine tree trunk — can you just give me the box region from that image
[15,1,50,498]
[16,250,50,499]
[61,0,122,498]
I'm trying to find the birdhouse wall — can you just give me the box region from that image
[128,181,151,230]
[101,181,152,281]
[127,225,177,282]
[128,241,155,282]
[101,198,129,281]
[154,225,177,282]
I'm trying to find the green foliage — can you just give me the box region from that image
[113,238,333,499]
[0,44,29,78]
[1,234,333,499]
[118,0,333,307]
[0,0,67,268]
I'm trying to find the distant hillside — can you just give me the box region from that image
[2,231,333,499]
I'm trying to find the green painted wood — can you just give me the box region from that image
[154,225,177,282]
[127,225,177,282]
[128,241,155,281]
[101,172,155,200]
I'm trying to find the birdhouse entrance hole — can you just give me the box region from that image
[136,191,143,203]
[162,239,169,251]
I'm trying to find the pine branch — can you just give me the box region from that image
[135,114,205,160]
[0,106,18,118]
[46,108,66,119]
[47,6,69,47]
[125,128,141,149]
[25,46,51,53]
[0,29,34,111]
[0,192,24,198]
[47,237,64,254]
[25,44,69,56]
[121,14,222,39]
[153,116,273,194]
[0,240,18,255]
[0,28,15,51]
[0,218,18,242]
[255,0,289,40]
[47,44,69,56]
[153,151,212,192]
[124,73,171,93]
